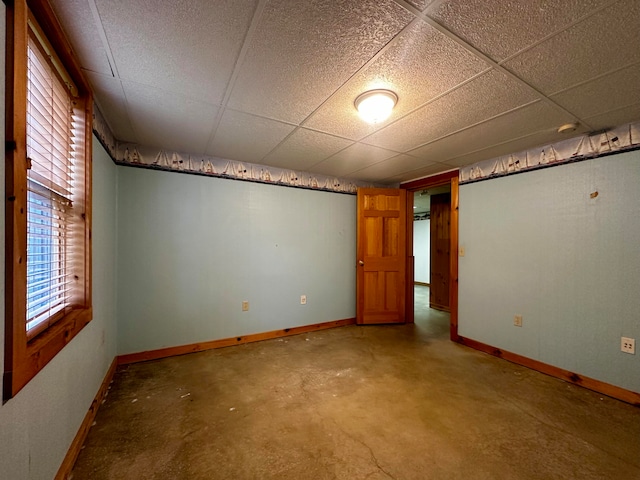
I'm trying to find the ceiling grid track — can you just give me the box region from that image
[423,0,450,15]
[259,17,427,166]
[87,0,119,78]
[392,0,596,131]
[204,0,270,154]
[378,99,543,155]
[495,0,620,68]
[87,0,142,143]
[546,58,640,97]
[69,0,639,183]
[302,0,617,171]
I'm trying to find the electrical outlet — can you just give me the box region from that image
[300,295,307,305]
[514,315,523,327]
[242,301,249,312]
[621,337,635,354]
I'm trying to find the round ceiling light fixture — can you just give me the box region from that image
[557,122,579,134]
[355,89,398,124]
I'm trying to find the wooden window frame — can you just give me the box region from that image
[4,0,93,400]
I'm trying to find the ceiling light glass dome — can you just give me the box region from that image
[355,89,398,124]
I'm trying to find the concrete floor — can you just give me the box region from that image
[72,286,640,479]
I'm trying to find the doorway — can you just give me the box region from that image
[412,184,451,336]
[403,170,459,340]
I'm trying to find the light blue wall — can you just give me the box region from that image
[0,127,118,477]
[116,167,356,355]
[413,219,430,284]
[458,150,640,393]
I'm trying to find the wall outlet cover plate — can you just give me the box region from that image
[621,337,635,354]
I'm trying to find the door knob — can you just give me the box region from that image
[358,260,364,266]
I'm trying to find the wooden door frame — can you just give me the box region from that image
[400,170,459,341]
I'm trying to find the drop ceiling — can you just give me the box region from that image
[51,0,640,184]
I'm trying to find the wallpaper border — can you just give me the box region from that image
[92,107,378,195]
[459,122,640,185]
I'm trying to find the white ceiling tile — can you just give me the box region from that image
[344,154,437,183]
[304,21,489,140]
[49,0,640,184]
[551,63,640,121]
[95,0,258,104]
[582,103,640,131]
[364,69,538,152]
[86,72,137,143]
[409,102,576,163]
[227,0,414,124]
[430,0,612,62]
[122,81,219,154]
[504,0,640,94]
[387,162,457,184]
[262,128,353,171]
[51,0,113,76]
[208,110,295,163]
[406,0,435,12]
[443,130,577,168]
[309,143,398,178]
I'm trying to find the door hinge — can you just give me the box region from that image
[5,140,16,152]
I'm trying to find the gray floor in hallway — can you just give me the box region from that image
[71,286,640,479]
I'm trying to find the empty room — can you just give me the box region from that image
[1,0,639,479]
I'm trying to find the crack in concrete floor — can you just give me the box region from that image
[72,292,640,479]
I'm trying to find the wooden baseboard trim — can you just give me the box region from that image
[457,336,640,406]
[414,281,430,287]
[55,357,117,480]
[429,303,450,313]
[117,318,357,365]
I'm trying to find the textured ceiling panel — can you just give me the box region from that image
[123,81,220,154]
[504,0,640,95]
[442,130,575,168]
[95,0,258,104]
[363,69,538,152]
[208,110,296,163]
[551,62,640,120]
[227,0,415,124]
[385,162,456,184]
[430,0,612,62]
[304,21,489,140]
[405,0,435,12]
[50,0,640,183]
[309,143,398,177]
[86,72,137,143]
[408,102,577,164]
[51,0,113,75]
[343,154,437,183]
[262,128,353,171]
[582,103,640,131]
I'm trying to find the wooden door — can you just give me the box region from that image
[430,192,451,312]
[356,188,407,324]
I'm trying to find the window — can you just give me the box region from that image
[4,0,92,399]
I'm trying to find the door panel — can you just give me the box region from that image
[357,188,406,324]
[430,192,451,312]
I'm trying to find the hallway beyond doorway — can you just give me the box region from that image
[414,284,449,339]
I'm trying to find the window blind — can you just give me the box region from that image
[26,32,78,335]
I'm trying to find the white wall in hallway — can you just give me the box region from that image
[414,219,430,284]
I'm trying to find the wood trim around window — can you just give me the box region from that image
[4,0,93,400]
